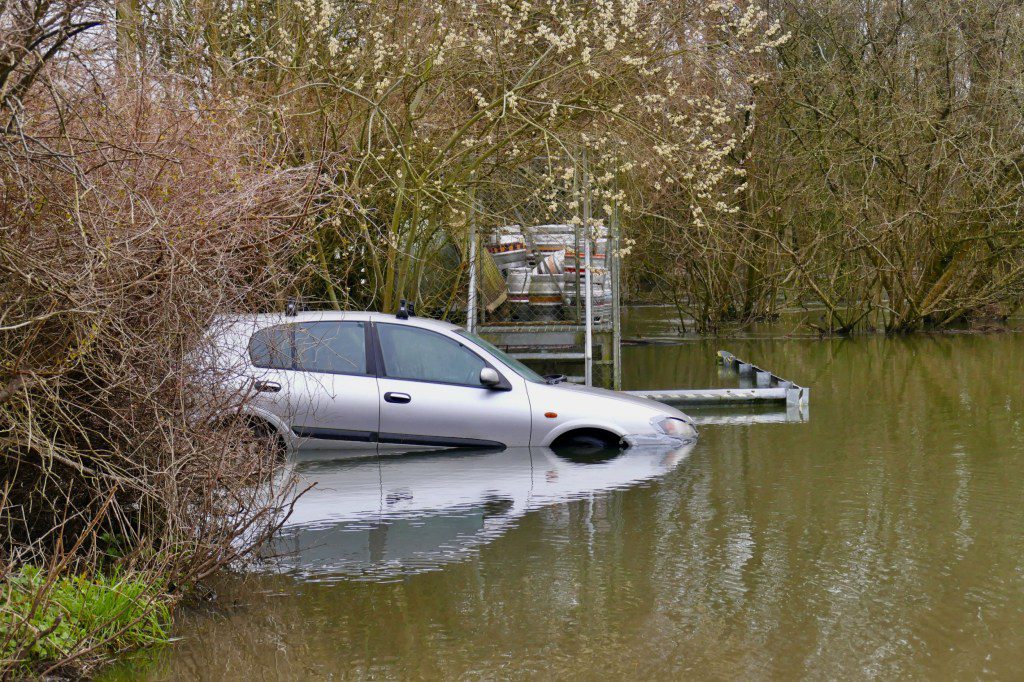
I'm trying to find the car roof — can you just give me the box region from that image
[214,310,462,334]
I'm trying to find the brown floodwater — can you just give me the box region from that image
[104,310,1024,680]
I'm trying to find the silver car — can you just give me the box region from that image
[211,311,697,453]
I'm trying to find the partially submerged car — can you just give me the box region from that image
[210,310,697,453]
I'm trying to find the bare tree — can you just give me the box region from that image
[750,0,1024,333]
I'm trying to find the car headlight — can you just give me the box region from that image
[653,416,695,438]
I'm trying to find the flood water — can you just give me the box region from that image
[105,311,1024,680]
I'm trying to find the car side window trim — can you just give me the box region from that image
[288,323,298,369]
[363,321,380,376]
[367,321,387,379]
[368,322,512,390]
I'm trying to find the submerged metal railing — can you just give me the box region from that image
[625,350,810,410]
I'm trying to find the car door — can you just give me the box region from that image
[373,322,532,448]
[246,322,300,425]
[289,320,380,447]
[250,320,380,447]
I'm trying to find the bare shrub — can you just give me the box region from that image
[0,5,329,673]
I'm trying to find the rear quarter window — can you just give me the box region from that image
[249,326,293,369]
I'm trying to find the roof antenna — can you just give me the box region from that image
[396,299,409,320]
[285,297,298,317]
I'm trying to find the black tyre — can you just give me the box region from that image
[551,431,623,464]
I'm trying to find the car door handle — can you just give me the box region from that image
[253,380,282,393]
[384,392,411,404]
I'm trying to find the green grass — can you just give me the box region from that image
[1,565,171,675]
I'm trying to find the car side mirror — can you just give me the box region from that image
[480,367,501,388]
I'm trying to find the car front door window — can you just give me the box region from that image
[377,324,486,386]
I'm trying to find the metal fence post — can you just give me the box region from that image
[466,189,478,333]
[572,165,582,321]
[582,150,593,387]
[611,177,622,391]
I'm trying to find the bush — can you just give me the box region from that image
[1,2,329,676]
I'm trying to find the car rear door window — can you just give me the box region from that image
[295,321,367,375]
[248,325,293,370]
[249,321,367,375]
[377,323,486,386]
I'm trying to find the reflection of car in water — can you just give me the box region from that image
[268,443,695,580]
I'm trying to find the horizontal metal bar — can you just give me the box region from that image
[512,354,613,366]
[625,388,790,404]
[715,350,809,408]
[480,324,586,332]
[511,352,586,360]
[478,323,613,333]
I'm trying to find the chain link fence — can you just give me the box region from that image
[475,222,615,328]
[471,221,622,388]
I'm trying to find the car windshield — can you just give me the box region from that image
[456,330,546,384]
